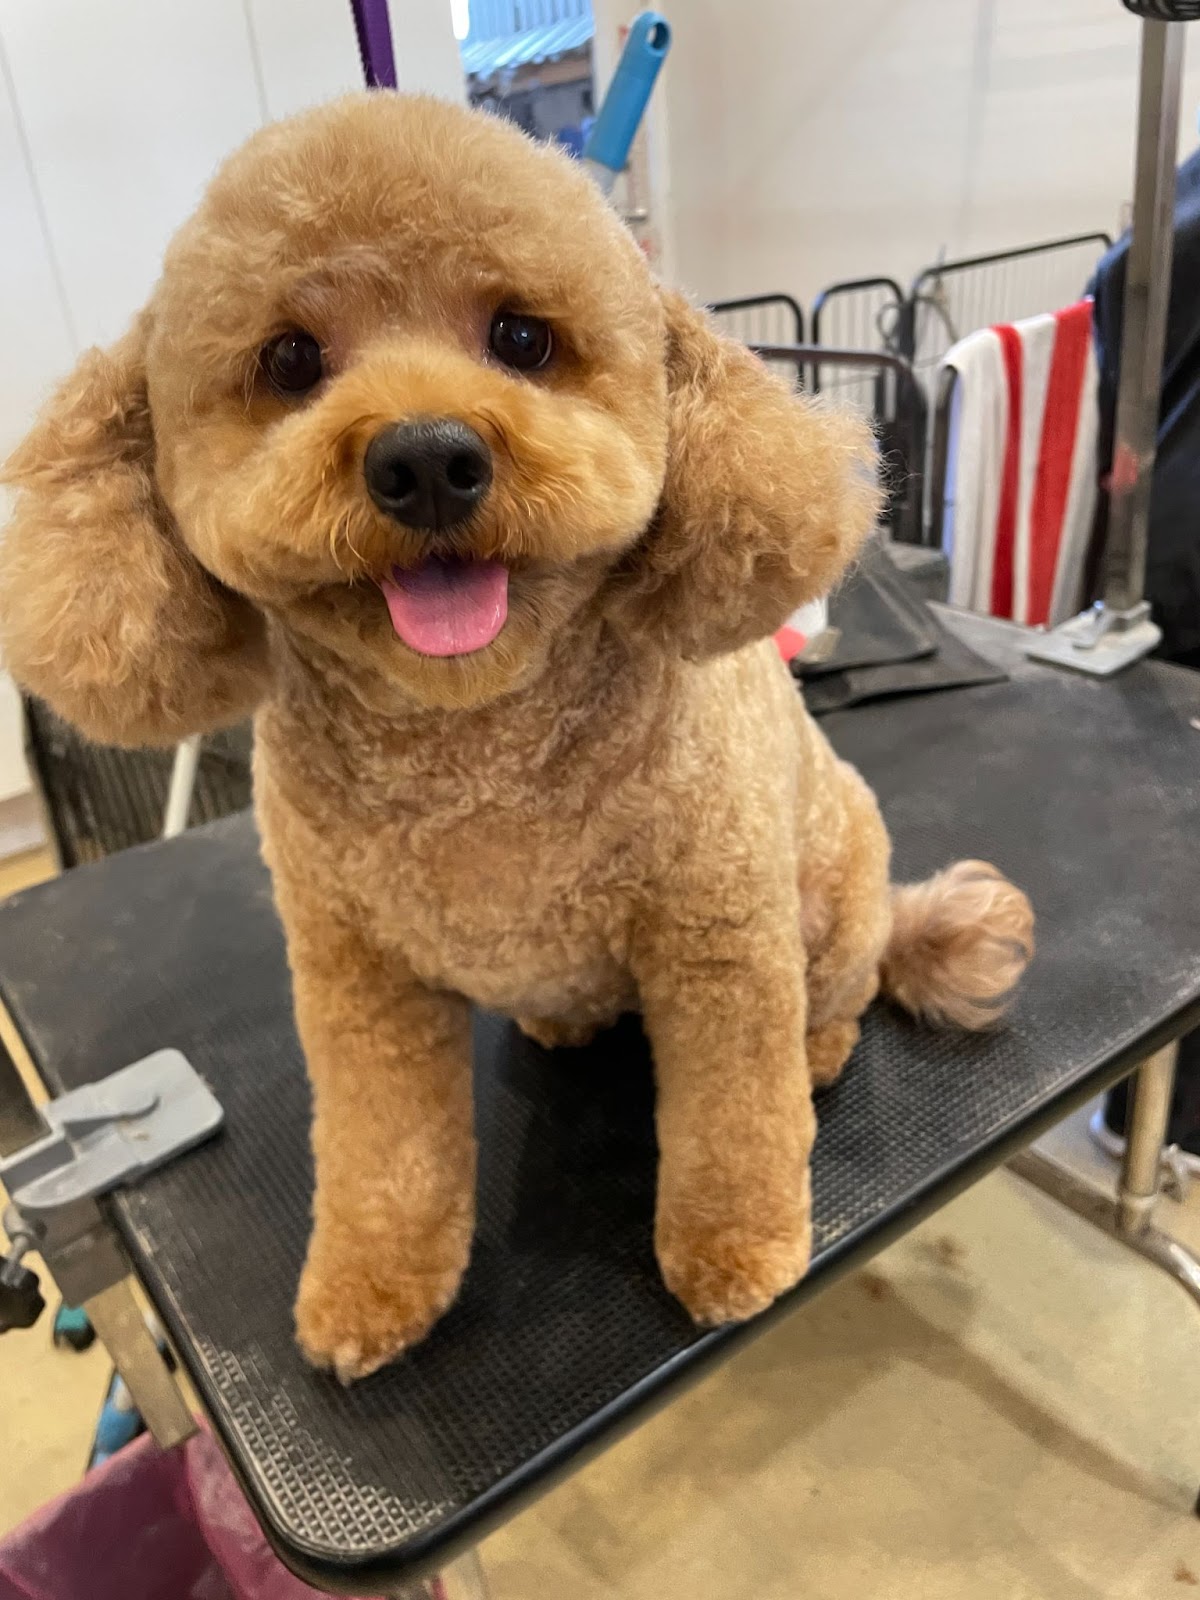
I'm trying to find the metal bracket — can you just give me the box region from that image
[1009,1045,1200,1314]
[1,1049,222,1223]
[0,1049,223,1448]
[1024,600,1162,676]
[1009,1145,1200,1309]
[1163,1144,1193,1204]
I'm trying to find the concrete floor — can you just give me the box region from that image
[481,1138,1200,1600]
[2,842,1199,1596]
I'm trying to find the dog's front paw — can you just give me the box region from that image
[656,1212,812,1326]
[295,1250,465,1383]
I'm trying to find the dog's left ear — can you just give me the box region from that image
[609,290,881,659]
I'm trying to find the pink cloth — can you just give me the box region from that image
[0,1426,372,1600]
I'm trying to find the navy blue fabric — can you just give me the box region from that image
[1090,148,1200,664]
[1092,151,1200,1138]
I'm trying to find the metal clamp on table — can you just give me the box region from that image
[0,1050,222,1448]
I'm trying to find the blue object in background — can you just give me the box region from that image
[52,1302,95,1352]
[582,12,670,195]
[88,1373,143,1470]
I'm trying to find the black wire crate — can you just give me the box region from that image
[709,294,807,385]
[24,699,252,868]
[904,232,1112,372]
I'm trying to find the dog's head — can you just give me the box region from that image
[6,94,878,717]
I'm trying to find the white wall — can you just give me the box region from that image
[644,0,1200,307]
[0,0,462,815]
[0,0,465,456]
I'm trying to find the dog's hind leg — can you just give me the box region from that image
[800,755,1034,1073]
[807,1017,864,1088]
[800,759,893,1088]
[514,1013,606,1050]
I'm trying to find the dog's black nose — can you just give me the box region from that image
[363,419,493,530]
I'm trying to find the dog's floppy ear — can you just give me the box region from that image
[609,290,881,659]
[0,318,269,747]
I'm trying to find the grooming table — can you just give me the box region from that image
[1,612,1199,1594]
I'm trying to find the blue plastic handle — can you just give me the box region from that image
[583,12,671,176]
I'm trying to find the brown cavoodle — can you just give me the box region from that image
[0,93,1032,1380]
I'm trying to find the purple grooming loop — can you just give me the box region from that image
[349,0,397,88]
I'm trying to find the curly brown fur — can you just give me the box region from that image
[1,321,269,745]
[882,861,1035,1028]
[0,94,1033,1375]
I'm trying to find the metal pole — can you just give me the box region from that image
[1117,1041,1179,1231]
[84,1280,196,1450]
[1103,19,1186,611]
[1009,1038,1200,1312]
[162,736,200,839]
[392,1549,491,1599]
[1025,15,1187,673]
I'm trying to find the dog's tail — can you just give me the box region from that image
[879,860,1034,1030]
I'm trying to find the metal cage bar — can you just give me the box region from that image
[906,231,1112,368]
[927,364,959,555]
[708,293,806,351]
[811,276,905,355]
[809,279,907,422]
[22,699,252,868]
[709,292,805,340]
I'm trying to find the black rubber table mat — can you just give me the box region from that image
[803,608,1006,715]
[0,1035,43,1156]
[799,536,936,677]
[2,618,1200,1591]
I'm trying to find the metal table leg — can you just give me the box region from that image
[1026,15,1186,673]
[394,1548,491,1599]
[83,1279,195,1450]
[1010,1044,1200,1310]
[1117,1043,1200,1299]
[1010,1044,1200,1515]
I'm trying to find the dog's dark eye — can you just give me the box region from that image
[489,311,553,372]
[261,330,323,396]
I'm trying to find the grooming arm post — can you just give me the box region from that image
[1026,15,1186,673]
[1104,19,1185,614]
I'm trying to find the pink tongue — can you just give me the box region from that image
[380,557,509,657]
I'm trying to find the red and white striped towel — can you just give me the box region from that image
[941,301,1098,627]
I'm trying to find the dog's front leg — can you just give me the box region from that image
[287,915,475,1381]
[634,906,815,1325]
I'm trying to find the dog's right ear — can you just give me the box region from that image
[606,292,880,660]
[0,318,269,747]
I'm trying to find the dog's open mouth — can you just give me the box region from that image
[379,556,509,657]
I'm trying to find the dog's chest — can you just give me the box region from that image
[356,798,633,1015]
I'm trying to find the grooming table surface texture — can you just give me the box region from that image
[2,615,1199,1591]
